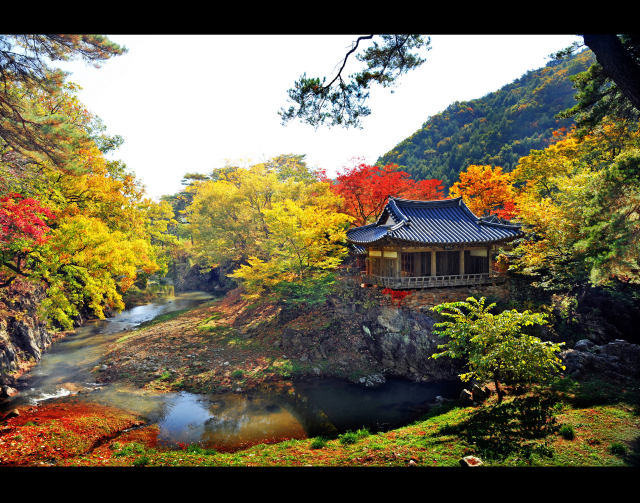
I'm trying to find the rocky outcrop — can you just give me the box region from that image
[277,277,464,382]
[560,339,640,381]
[361,304,463,382]
[0,284,53,381]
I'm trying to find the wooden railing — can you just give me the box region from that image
[360,272,506,289]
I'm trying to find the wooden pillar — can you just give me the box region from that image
[459,248,465,275]
[487,246,491,274]
[396,246,402,278]
[431,250,437,277]
[415,251,421,277]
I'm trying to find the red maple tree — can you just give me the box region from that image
[0,192,55,247]
[324,160,444,227]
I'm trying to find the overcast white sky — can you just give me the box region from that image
[54,35,583,200]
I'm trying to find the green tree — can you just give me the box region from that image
[279,35,430,129]
[0,35,126,172]
[555,35,640,135]
[431,297,565,404]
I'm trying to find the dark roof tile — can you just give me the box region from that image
[347,196,523,246]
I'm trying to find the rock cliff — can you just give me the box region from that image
[277,276,464,382]
[0,282,53,386]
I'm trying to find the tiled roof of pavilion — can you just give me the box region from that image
[346,196,523,246]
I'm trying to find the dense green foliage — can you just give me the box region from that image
[377,51,594,187]
[431,297,565,403]
[556,35,640,137]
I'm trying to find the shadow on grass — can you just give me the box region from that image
[551,376,640,410]
[431,395,560,460]
[623,435,640,467]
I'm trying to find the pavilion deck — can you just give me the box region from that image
[360,272,507,289]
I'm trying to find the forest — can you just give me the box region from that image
[376,50,595,187]
[1,35,639,467]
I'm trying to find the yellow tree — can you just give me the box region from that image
[1,80,168,328]
[510,121,640,289]
[229,199,353,304]
[186,158,342,268]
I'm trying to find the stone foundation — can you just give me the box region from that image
[380,282,510,311]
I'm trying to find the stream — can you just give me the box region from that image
[1,291,464,451]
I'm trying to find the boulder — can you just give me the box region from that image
[357,373,386,388]
[560,340,640,380]
[1,385,19,398]
[4,408,19,419]
[574,339,596,352]
[459,389,474,407]
[460,456,483,467]
[472,384,488,403]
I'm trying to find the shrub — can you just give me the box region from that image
[609,442,627,456]
[187,444,204,454]
[310,436,329,449]
[113,442,146,458]
[338,431,358,445]
[559,424,575,440]
[132,455,150,467]
[431,297,565,403]
[231,370,244,379]
[356,426,371,438]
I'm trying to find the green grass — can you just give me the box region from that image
[185,443,218,456]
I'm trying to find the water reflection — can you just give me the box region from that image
[1,291,215,413]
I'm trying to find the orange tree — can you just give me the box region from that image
[449,165,515,219]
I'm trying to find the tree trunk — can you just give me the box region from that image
[494,374,503,404]
[582,35,640,113]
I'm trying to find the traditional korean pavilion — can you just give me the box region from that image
[346,196,524,289]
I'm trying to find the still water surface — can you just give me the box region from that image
[1,292,463,450]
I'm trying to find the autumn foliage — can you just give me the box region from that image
[0,192,55,247]
[449,165,516,219]
[323,160,444,226]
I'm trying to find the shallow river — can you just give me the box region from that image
[1,292,464,451]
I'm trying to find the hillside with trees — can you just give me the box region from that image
[376,50,595,187]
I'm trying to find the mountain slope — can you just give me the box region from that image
[376,50,595,188]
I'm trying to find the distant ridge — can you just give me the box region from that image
[376,50,595,189]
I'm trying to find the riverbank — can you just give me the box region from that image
[1,375,637,466]
[96,287,386,394]
[3,287,637,467]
